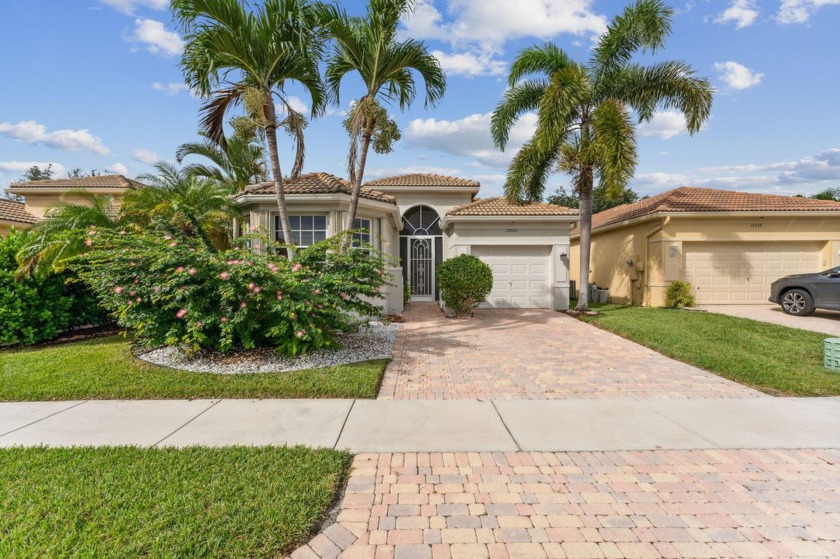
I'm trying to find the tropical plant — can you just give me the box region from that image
[437,255,494,317]
[665,280,696,308]
[322,0,446,243]
[2,229,107,345]
[176,133,268,192]
[74,229,388,355]
[547,184,640,213]
[172,0,328,259]
[126,162,241,250]
[491,0,713,310]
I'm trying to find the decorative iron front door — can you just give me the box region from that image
[409,237,435,300]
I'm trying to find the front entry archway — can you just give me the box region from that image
[400,205,443,301]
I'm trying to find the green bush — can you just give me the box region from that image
[664,280,697,308]
[0,229,106,346]
[437,254,493,317]
[74,228,389,355]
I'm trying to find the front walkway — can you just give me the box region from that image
[700,304,840,337]
[380,303,761,400]
[294,450,840,559]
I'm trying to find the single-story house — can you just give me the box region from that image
[570,187,840,306]
[6,174,141,220]
[0,198,37,236]
[234,172,579,313]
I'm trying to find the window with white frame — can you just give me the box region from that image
[352,218,372,248]
[274,215,327,247]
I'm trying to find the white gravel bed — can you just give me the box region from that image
[136,322,398,374]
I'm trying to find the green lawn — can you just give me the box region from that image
[0,446,348,559]
[580,304,840,396]
[0,335,387,401]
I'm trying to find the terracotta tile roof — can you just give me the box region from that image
[9,174,144,190]
[364,173,480,188]
[236,172,395,204]
[447,197,578,217]
[0,198,37,224]
[579,186,840,234]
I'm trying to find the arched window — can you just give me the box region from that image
[401,205,441,236]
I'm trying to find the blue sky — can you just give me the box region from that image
[2,0,840,199]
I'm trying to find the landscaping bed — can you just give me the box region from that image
[0,335,387,401]
[580,304,840,396]
[0,446,349,559]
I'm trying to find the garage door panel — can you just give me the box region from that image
[472,246,552,309]
[683,241,822,305]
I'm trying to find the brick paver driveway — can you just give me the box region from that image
[700,304,840,337]
[379,303,760,400]
[293,450,840,559]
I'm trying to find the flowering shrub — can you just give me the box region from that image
[74,229,389,355]
[0,229,107,346]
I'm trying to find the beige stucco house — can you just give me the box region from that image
[570,187,840,306]
[0,198,37,236]
[5,174,140,221]
[234,172,579,314]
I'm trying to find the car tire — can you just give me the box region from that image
[780,288,815,316]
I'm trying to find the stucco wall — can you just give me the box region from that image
[21,192,126,218]
[573,214,840,307]
[392,191,474,221]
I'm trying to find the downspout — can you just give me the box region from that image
[643,216,670,306]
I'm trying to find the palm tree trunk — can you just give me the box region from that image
[264,103,295,260]
[576,181,593,311]
[343,130,373,250]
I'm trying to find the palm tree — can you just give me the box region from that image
[16,192,124,276]
[126,162,241,250]
[491,0,712,310]
[176,134,268,192]
[323,0,446,240]
[172,0,327,259]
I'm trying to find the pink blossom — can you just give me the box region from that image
[276,294,283,301]
[220,317,229,323]
[85,239,93,246]
[114,286,123,294]
[219,272,230,280]
[176,266,185,273]
[188,268,197,276]
[254,244,261,250]
[154,286,161,293]
[296,330,305,338]
[292,263,302,272]
[250,225,258,231]
[195,322,203,328]
[136,297,142,303]
[127,300,133,306]
[119,230,126,235]
[248,282,256,290]
[129,291,136,297]
[253,286,262,293]
[87,230,96,236]
[169,241,177,247]
[314,289,321,295]
[133,279,139,284]
[240,302,247,308]
[176,309,187,318]
[164,235,173,241]
[317,304,323,309]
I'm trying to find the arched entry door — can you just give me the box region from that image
[400,205,443,301]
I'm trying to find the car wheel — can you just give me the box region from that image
[781,289,815,316]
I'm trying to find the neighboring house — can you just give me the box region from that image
[234,172,578,313]
[5,175,142,219]
[570,187,840,306]
[0,198,38,236]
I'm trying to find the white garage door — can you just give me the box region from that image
[682,241,823,304]
[472,246,551,308]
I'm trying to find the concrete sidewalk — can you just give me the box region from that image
[1,397,838,451]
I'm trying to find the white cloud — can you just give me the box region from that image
[714,61,763,90]
[151,81,191,96]
[432,50,506,77]
[131,148,160,164]
[0,120,110,155]
[106,162,129,175]
[129,18,183,57]
[777,0,840,24]
[716,0,759,28]
[638,111,692,140]
[277,96,309,116]
[100,0,167,15]
[405,111,537,168]
[402,0,608,45]
[0,161,68,177]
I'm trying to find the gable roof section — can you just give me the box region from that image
[237,172,395,204]
[9,174,144,190]
[582,186,840,233]
[364,173,480,188]
[0,198,37,224]
[447,197,578,217]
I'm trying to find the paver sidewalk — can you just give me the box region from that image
[2,397,838,451]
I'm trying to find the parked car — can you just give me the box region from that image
[769,267,840,315]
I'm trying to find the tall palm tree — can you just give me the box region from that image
[126,162,241,250]
[172,0,327,259]
[323,0,446,239]
[491,0,712,310]
[176,134,268,192]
